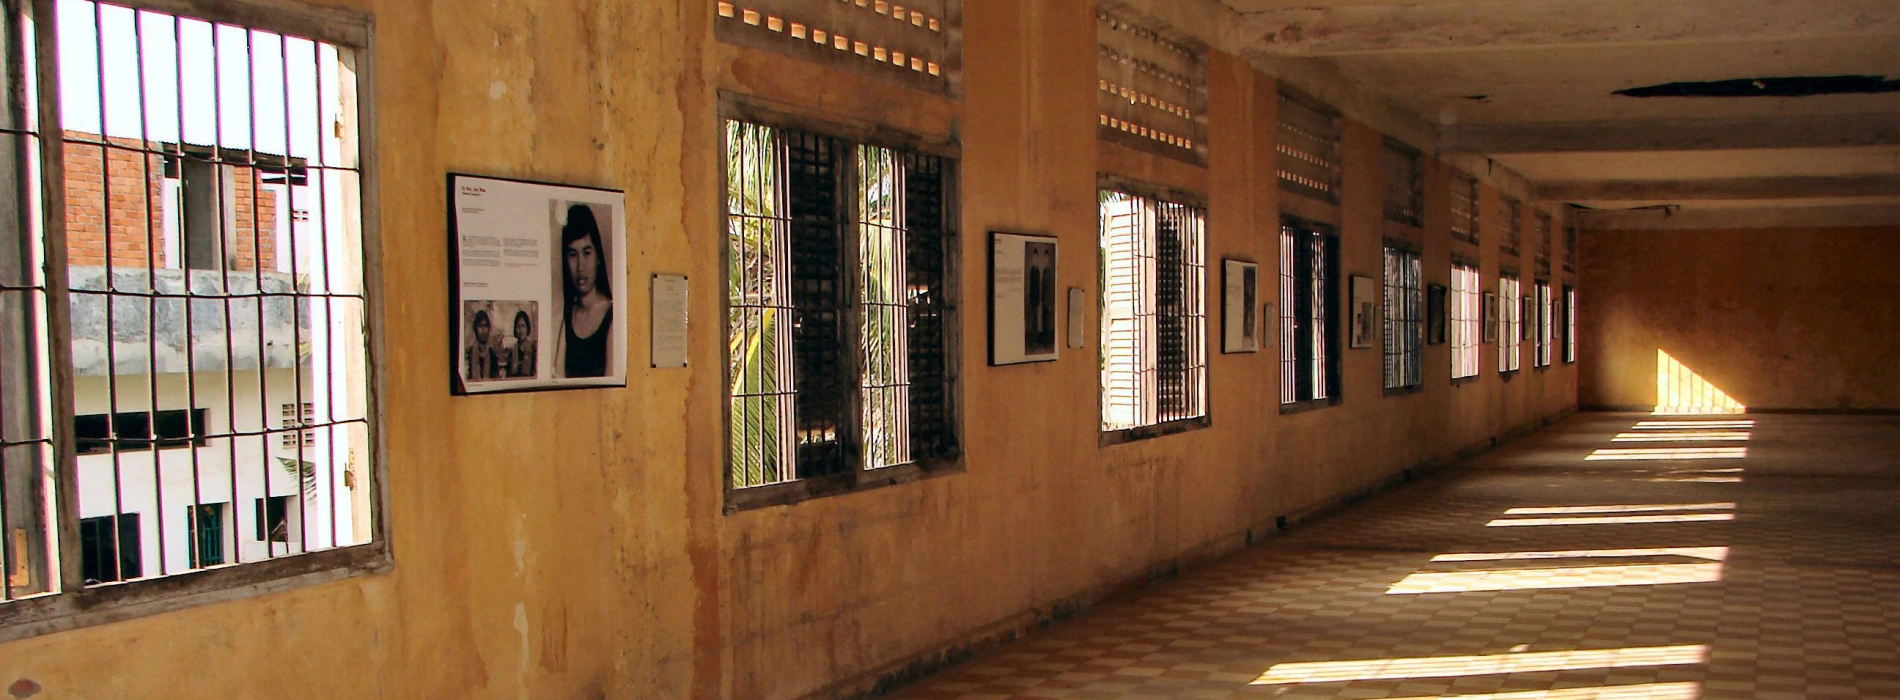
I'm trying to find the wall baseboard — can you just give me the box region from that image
[804,405,1579,700]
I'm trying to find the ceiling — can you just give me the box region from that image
[1213,0,1900,229]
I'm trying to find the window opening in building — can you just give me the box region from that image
[1450,264,1481,380]
[1100,189,1207,433]
[1499,275,1523,373]
[1280,219,1339,404]
[723,118,957,492]
[1450,173,1479,244]
[1382,247,1422,390]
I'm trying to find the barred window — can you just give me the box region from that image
[2,0,377,620]
[1100,189,1207,435]
[1280,219,1338,405]
[1498,275,1523,373]
[1564,284,1577,364]
[1450,264,1481,380]
[1535,210,1554,275]
[723,118,958,496]
[713,0,958,95]
[1277,90,1340,204]
[1097,10,1205,163]
[1533,281,1554,368]
[1382,247,1422,390]
[1450,172,1479,244]
[1500,196,1522,257]
[1382,139,1422,226]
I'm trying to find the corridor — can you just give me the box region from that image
[888,413,1900,700]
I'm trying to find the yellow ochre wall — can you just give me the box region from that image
[0,1,1577,698]
[1579,226,1900,412]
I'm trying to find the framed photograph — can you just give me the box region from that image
[1348,275,1377,349]
[1221,259,1260,353]
[449,173,628,395]
[1521,295,1535,341]
[990,231,1059,365]
[1426,284,1448,345]
[1482,293,1500,343]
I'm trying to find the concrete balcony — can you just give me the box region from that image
[67,266,311,377]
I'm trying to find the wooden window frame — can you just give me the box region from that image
[0,0,389,644]
[1096,175,1211,445]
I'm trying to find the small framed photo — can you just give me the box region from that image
[1482,292,1500,343]
[1348,275,1377,349]
[1426,284,1448,345]
[449,173,628,395]
[1222,259,1260,354]
[990,231,1060,365]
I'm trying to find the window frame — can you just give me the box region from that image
[1096,175,1211,445]
[1497,274,1523,375]
[0,0,389,643]
[1563,284,1577,364]
[717,97,965,512]
[1533,279,1554,369]
[1449,261,1481,383]
[1381,244,1423,394]
[1279,217,1341,413]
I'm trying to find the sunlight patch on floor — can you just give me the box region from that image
[1382,682,1702,700]
[1487,513,1734,527]
[1431,546,1728,563]
[1252,645,1708,685]
[1586,447,1748,461]
[1504,503,1734,516]
[1387,563,1724,594]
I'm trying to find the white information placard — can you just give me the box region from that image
[650,274,689,369]
[450,174,627,394]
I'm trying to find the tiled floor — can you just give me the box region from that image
[886,413,1900,699]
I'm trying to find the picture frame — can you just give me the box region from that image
[1482,292,1500,343]
[1426,284,1448,345]
[1221,259,1260,353]
[1348,275,1377,349]
[989,231,1060,365]
[1521,295,1535,341]
[448,173,628,395]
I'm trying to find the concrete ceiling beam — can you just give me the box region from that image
[1236,0,1900,56]
[1535,174,1900,203]
[1575,203,1900,231]
[1440,115,1900,154]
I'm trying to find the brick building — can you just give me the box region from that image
[62,130,290,272]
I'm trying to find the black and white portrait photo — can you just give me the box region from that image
[1023,241,1057,356]
[449,174,626,395]
[552,201,615,379]
[990,231,1060,365]
[1222,259,1260,353]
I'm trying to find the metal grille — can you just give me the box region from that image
[725,118,957,487]
[902,152,953,462]
[1154,201,1205,422]
[724,120,797,488]
[1535,211,1553,275]
[1382,247,1422,390]
[1280,220,1333,404]
[1499,275,1522,372]
[1450,264,1481,380]
[1276,90,1340,204]
[856,144,909,470]
[713,0,952,94]
[1096,10,1204,161]
[1099,190,1204,431]
[1450,173,1479,243]
[1564,285,1576,364]
[2,0,54,599]
[0,0,373,595]
[1500,196,1522,257]
[784,129,849,479]
[1534,281,1554,368]
[1382,139,1422,226]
